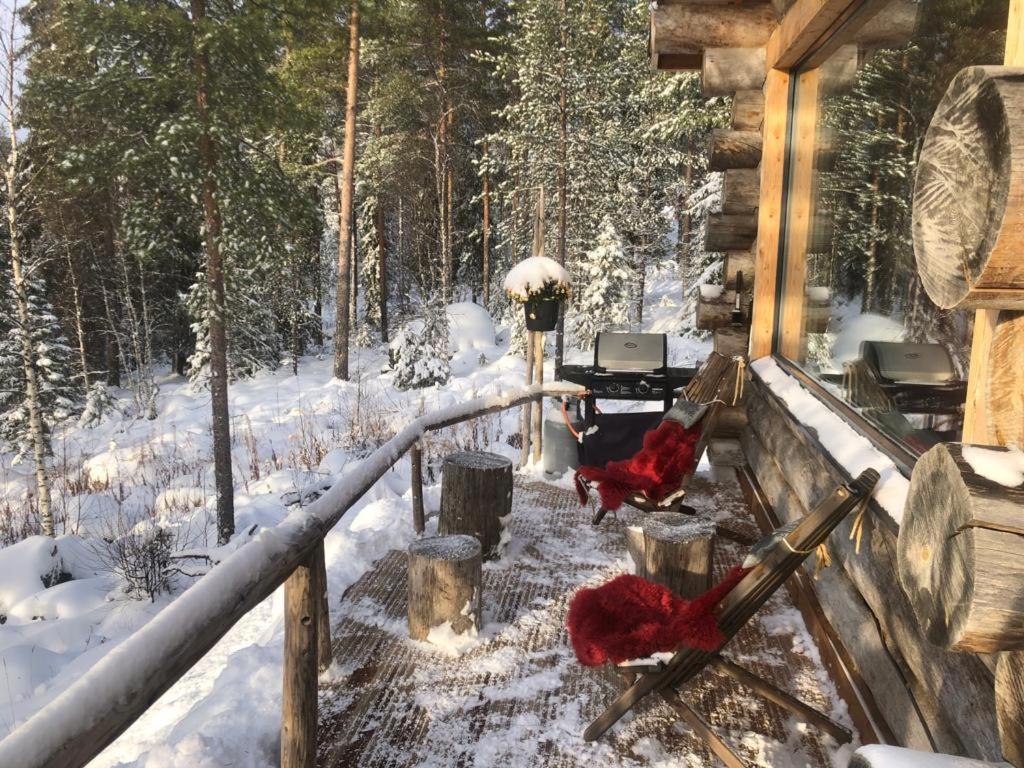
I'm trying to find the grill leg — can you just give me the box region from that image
[592,506,609,526]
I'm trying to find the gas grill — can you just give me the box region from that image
[560,332,694,412]
[558,332,695,467]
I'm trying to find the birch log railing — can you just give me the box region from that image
[0,381,584,768]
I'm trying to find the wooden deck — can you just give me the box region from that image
[317,471,857,767]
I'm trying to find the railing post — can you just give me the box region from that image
[531,331,544,464]
[315,543,332,672]
[410,441,425,534]
[281,552,319,768]
[520,337,535,467]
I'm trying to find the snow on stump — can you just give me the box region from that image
[407,535,482,642]
[898,443,1024,653]
[438,451,513,560]
[625,513,716,600]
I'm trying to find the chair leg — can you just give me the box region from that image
[710,657,852,744]
[660,688,747,768]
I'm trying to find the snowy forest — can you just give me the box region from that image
[0,0,728,548]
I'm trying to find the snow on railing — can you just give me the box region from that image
[0,381,585,768]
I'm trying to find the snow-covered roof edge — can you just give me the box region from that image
[750,357,909,525]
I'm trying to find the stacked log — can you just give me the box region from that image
[697,287,749,331]
[898,443,1024,653]
[650,4,777,58]
[731,90,764,132]
[706,213,757,252]
[722,169,760,216]
[742,374,1001,757]
[702,48,766,97]
[724,248,755,290]
[709,129,762,171]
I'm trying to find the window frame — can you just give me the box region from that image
[765,1,977,475]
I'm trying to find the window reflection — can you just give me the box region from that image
[781,0,1008,454]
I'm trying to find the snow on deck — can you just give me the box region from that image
[317,474,857,767]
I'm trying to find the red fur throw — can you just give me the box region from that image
[566,566,751,667]
[574,419,701,511]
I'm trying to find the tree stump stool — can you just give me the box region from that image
[439,451,513,560]
[625,513,716,599]
[407,535,483,641]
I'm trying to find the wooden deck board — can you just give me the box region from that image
[318,473,854,767]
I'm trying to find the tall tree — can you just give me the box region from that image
[1,2,55,536]
[190,0,234,543]
[334,1,360,380]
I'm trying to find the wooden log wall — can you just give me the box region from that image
[742,371,1003,760]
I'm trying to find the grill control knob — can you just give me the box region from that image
[636,381,650,395]
[607,383,621,394]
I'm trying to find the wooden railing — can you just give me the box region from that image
[0,381,584,768]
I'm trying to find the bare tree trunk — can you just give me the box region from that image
[481,138,491,307]
[61,234,91,391]
[101,215,122,386]
[437,6,452,304]
[349,203,357,333]
[191,0,234,544]
[334,1,359,380]
[374,123,389,343]
[555,0,568,371]
[3,23,54,536]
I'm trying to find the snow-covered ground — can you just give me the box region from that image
[0,263,711,766]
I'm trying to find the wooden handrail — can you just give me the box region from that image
[0,382,584,768]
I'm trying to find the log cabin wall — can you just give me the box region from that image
[653,0,1024,762]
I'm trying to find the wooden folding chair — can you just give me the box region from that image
[584,352,743,526]
[582,468,880,767]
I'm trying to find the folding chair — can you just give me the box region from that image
[578,468,880,767]
[579,352,743,526]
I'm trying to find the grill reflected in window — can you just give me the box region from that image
[777,0,1009,455]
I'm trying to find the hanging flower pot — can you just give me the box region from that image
[503,255,571,334]
[524,297,559,331]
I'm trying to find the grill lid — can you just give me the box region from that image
[594,332,667,372]
[861,341,957,385]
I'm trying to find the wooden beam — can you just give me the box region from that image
[652,4,778,56]
[765,0,893,70]
[778,69,820,360]
[749,69,790,358]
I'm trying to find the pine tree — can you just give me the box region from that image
[389,299,451,390]
[571,217,632,348]
[0,269,78,461]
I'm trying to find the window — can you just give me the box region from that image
[775,0,1009,456]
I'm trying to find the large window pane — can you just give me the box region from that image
[779,0,1008,455]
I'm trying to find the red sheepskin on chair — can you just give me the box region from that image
[566,566,750,667]
[574,419,701,512]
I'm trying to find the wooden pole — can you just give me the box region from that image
[281,553,320,768]
[410,441,425,534]
[315,544,331,672]
[531,332,543,464]
[520,337,534,468]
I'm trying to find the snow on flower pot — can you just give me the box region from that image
[524,298,559,331]
[503,255,571,333]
